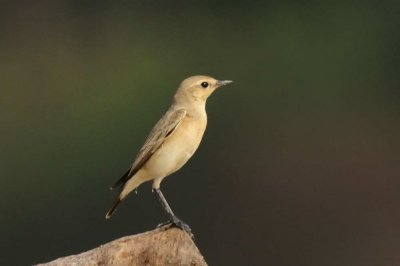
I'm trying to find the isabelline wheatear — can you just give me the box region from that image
[106,75,232,234]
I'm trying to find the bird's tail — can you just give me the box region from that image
[105,198,121,219]
[105,171,149,219]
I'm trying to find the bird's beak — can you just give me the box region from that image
[216,80,233,88]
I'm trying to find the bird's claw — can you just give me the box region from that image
[157,217,193,238]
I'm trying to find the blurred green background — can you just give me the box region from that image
[1,1,400,265]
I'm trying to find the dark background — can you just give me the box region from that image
[1,1,400,265]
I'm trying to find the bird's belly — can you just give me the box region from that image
[145,120,205,177]
[152,143,194,176]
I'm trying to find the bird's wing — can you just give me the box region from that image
[111,108,187,189]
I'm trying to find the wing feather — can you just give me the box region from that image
[111,108,186,189]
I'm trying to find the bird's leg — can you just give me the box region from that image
[154,188,175,218]
[154,188,193,237]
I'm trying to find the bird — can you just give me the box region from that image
[105,75,232,234]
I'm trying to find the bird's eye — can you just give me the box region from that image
[201,82,209,88]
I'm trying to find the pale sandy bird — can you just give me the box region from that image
[106,75,232,233]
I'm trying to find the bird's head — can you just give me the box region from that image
[174,75,232,105]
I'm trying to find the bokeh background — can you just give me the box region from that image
[1,1,400,265]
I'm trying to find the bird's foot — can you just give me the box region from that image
[157,216,193,238]
[171,216,193,236]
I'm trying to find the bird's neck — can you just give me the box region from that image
[173,100,207,119]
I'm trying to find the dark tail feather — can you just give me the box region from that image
[110,169,131,190]
[105,198,122,219]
